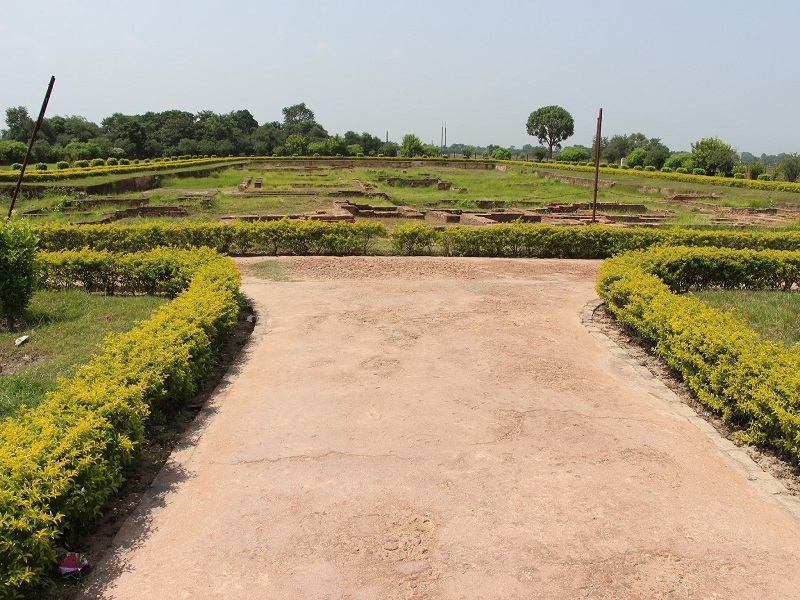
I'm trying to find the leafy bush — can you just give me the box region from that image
[661,166,671,172]
[10,163,22,170]
[0,218,39,330]
[0,249,240,593]
[776,153,800,183]
[748,162,766,180]
[121,158,131,165]
[734,172,745,179]
[644,165,656,171]
[620,164,631,170]
[692,168,706,175]
[106,157,119,166]
[74,160,89,168]
[676,167,688,174]
[90,158,105,167]
[757,173,772,181]
[597,246,800,462]
[633,165,643,171]
[556,146,589,162]
[389,223,438,255]
[55,161,69,170]
[34,163,47,171]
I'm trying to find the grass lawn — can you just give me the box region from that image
[3,160,800,227]
[692,289,800,346]
[0,289,167,418]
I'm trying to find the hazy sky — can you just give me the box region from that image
[1,0,797,155]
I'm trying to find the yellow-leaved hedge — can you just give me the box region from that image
[597,246,800,461]
[0,249,240,597]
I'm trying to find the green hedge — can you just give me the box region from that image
[437,223,800,258]
[38,247,222,296]
[34,220,386,256]
[0,249,240,595]
[597,246,800,462]
[31,222,800,259]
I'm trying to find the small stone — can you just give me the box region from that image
[246,315,256,323]
[14,335,29,347]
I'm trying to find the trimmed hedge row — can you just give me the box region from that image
[520,160,800,193]
[38,247,224,296]
[0,250,241,596]
[597,246,800,462]
[0,156,244,183]
[31,222,800,258]
[437,224,800,258]
[33,220,387,256]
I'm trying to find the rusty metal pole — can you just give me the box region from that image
[591,107,603,224]
[8,76,56,219]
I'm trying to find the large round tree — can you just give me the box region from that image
[526,105,575,159]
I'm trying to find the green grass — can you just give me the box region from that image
[692,289,800,346]
[5,159,800,227]
[0,289,167,418]
[247,259,296,281]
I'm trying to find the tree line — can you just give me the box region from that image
[1,101,797,182]
[0,103,400,164]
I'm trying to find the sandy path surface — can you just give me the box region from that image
[84,257,800,599]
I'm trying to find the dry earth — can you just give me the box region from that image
[80,257,800,599]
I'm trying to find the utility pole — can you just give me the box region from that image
[592,107,603,224]
[9,76,56,218]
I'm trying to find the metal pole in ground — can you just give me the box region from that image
[592,107,603,224]
[8,76,56,219]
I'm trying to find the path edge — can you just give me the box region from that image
[581,298,800,522]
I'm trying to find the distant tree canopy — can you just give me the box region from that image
[557,145,589,162]
[401,134,423,157]
[526,105,574,159]
[0,103,390,163]
[600,133,670,168]
[691,137,737,177]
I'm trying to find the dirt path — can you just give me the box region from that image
[82,257,800,599]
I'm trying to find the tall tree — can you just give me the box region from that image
[691,137,737,176]
[525,105,574,159]
[401,134,423,157]
[282,103,315,125]
[3,106,34,142]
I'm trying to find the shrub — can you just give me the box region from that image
[90,158,105,167]
[34,163,47,171]
[74,160,90,168]
[757,173,772,181]
[661,166,672,172]
[597,246,800,462]
[106,157,119,166]
[692,168,706,176]
[620,164,631,170]
[389,223,438,255]
[55,161,69,170]
[633,165,643,171]
[123,159,132,165]
[748,162,766,180]
[644,165,656,171]
[676,167,689,174]
[734,172,745,179]
[10,163,22,170]
[0,249,240,593]
[0,218,39,330]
